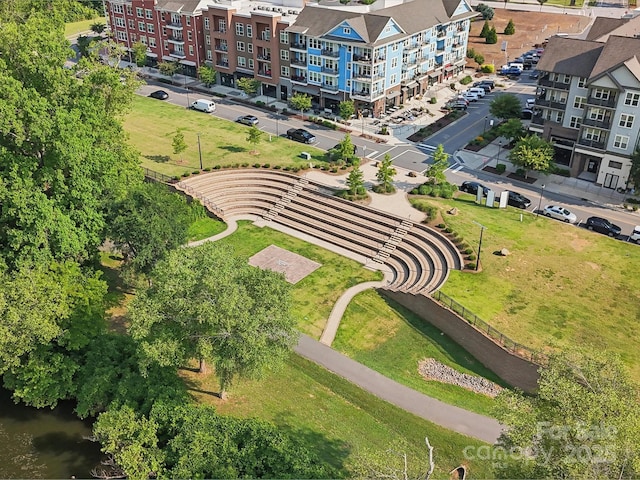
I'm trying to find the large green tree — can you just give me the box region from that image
[490,93,523,120]
[329,133,357,165]
[375,153,397,193]
[128,242,296,398]
[508,134,555,178]
[107,182,201,277]
[494,350,640,479]
[0,13,141,269]
[197,65,217,87]
[339,100,356,120]
[237,77,260,96]
[246,125,263,155]
[289,93,312,120]
[428,144,450,184]
[346,162,366,197]
[629,148,640,190]
[497,118,526,143]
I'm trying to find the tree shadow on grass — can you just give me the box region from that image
[219,145,246,153]
[144,154,171,163]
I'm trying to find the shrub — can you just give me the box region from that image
[181,171,191,177]
[192,170,200,175]
[241,162,250,167]
[626,197,640,204]
[467,253,477,261]
[515,167,526,177]
[173,175,180,181]
[437,223,446,229]
[466,262,477,270]
[460,75,473,85]
[430,97,437,104]
[274,165,281,169]
[262,163,271,168]
[292,166,300,172]
[475,3,494,20]
[486,27,498,44]
[464,248,474,255]
[256,100,266,106]
[444,227,453,234]
[460,242,470,250]
[213,165,222,170]
[481,64,495,73]
[504,19,515,35]
[253,163,261,168]
[467,48,476,59]
[203,167,212,172]
[496,163,507,174]
[330,167,338,173]
[283,166,291,171]
[554,168,571,177]
[233,163,240,168]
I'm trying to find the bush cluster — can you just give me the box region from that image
[410,182,458,199]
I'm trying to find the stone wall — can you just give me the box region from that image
[379,289,540,393]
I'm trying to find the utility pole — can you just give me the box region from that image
[473,221,487,271]
[197,133,203,170]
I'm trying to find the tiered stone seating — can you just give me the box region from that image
[177,170,462,294]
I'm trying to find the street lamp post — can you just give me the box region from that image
[497,140,503,167]
[197,133,203,170]
[536,184,546,216]
[483,116,488,134]
[275,111,280,137]
[473,221,487,272]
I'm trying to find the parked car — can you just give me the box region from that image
[454,96,470,105]
[500,66,522,76]
[286,128,316,144]
[468,87,486,98]
[148,90,169,100]
[525,98,536,108]
[479,80,495,90]
[521,109,534,120]
[460,181,489,196]
[629,226,640,243]
[585,216,621,237]
[191,99,216,113]
[445,101,468,111]
[507,191,532,209]
[461,91,479,102]
[529,70,540,79]
[472,82,491,93]
[543,205,578,223]
[236,115,259,126]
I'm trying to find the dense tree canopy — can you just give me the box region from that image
[129,242,297,397]
[490,93,523,120]
[508,134,555,178]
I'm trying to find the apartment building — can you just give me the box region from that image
[104,0,207,76]
[285,0,475,116]
[532,22,640,190]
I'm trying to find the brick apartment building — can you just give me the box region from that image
[103,0,475,114]
[532,14,640,190]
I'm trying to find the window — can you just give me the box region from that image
[246,43,252,53]
[162,27,166,36]
[238,56,246,67]
[391,57,398,68]
[556,111,564,124]
[246,24,252,38]
[573,96,586,109]
[113,4,123,13]
[343,27,351,35]
[309,38,321,49]
[136,7,143,17]
[584,128,600,141]
[309,71,321,83]
[126,5,132,15]
[280,31,289,44]
[117,31,127,41]
[218,20,226,32]
[138,22,146,32]
[614,135,629,149]
[281,65,290,77]
[589,108,605,121]
[609,160,623,169]
[204,17,209,30]
[309,55,321,66]
[164,41,169,49]
[115,17,125,27]
[392,43,399,51]
[390,73,397,84]
[237,41,245,51]
[248,58,254,69]
[128,19,134,28]
[280,49,289,60]
[236,23,244,36]
[569,116,581,129]
[206,35,210,46]
[131,34,137,42]
[577,77,586,88]
[206,50,212,60]
[189,45,194,55]
[145,9,153,19]
[185,16,190,26]
[187,30,192,41]
[149,38,156,47]
[139,35,147,45]
[147,23,154,33]
[592,88,610,100]
[624,92,640,106]
[619,114,634,128]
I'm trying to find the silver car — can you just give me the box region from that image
[543,205,577,224]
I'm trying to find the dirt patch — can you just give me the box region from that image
[569,237,590,251]
[468,9,589,67]
[507,172,538,184]
[585,261,601,270]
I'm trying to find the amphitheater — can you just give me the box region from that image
[176,169,463,296]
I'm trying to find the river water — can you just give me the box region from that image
[0,387,103,479]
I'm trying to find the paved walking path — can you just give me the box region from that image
[295,334,503,443]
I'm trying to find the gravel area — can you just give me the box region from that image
[418,358,502,397]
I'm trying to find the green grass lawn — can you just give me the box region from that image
[187,216,227,241]
[64,17,103,37]
[333,289,503,417]
[124,96,329,177]
[411,194,640,380]
[185,354,494,478]
[216,221,383,338]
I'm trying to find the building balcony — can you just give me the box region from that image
[586,95,617,108]
[582,117,612,129]
[257,69,272,78]
[214,44,228,52]
[436,30,447,39]
[320,49,339,58]
[373,54,386,64]
[536,98,567,110]
[290,42,306,50]
[531,116,545,126]
[538,78,570,90]
[353,72,373,81]
[352,54,372,64]
[291,59,307,67]
[216,60,229,68]
[321,83,339,92]
[321,67,338,75]
[169,50,186,59]
[168,36,185,44]
[577,137,606,150]
[405,43,420,52]
[166,22,183,30]
[257,55,271,61]
[351,90,371,101]
[257,32,271,42]
[291,75,307,84]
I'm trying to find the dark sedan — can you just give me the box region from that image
[460,181,489,196]
[585,216,622,237]
[507,191,531,209]
[148,90,169,100]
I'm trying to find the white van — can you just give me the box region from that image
[468,87,486,98]
[508,62,524,71]
[191,99,216,113]
[630,226,640,244]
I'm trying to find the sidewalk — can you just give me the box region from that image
[454,141,634,209]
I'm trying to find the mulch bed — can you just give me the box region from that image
[464,143,485,152]
[407,111,466,143]
[482,166,504,175]
[507,173,537,184]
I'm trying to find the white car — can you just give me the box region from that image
[525,98,535,108]
[543,205,578,224]
[462,91,479,102]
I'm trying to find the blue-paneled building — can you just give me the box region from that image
[285,0,476,117]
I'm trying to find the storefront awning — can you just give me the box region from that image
[387,90,401,99]
[444,66,454,72]
[405,81,419,88]
[428,73,439,79]
[146,52,158,58]
[162,55,177,62]
[292,85,320,96]
[179,60,196,66]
